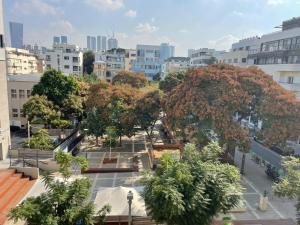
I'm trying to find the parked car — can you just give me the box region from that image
[265,164,281,183]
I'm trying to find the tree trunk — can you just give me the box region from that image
[119,136,122,146]
[96,136,99,146]
[240,153,246,175]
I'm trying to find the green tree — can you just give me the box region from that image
[273,157,300,224]
[22,95,61,127]
[135,90,161,141]
[54,150,88,178]
[83,51,95,75]
[143,142,242,225]
[86,107,105,146]
[61,94,83,119]
[159,71,186,93]
[105,126,117,159]
[9,151,110,225]
[152,73,161,81]
[27,129,53,150]
[112,71,148,88]
[32,69,80,107]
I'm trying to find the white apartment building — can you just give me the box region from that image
[7,74,41,128]
[94,48,126,82]
[217,17,300,99]
[44,43,83,76]
[0,0,11,160]
[189,48,222,67]
[6,47,44,75]
[161,57,190,79]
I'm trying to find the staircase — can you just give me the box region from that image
[0,169,36,225]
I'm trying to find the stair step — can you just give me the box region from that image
[0,179,29,212]
[3,179,36,214]
[0,170,16,187]
[0,175,23,199]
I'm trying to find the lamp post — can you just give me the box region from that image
[132,135,135,153]
[83,128,88,159]
[127,190,133,225]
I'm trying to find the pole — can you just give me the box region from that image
[27,121,30,149]
[132,135,135,153]
[241,153,246,175]
[128,200,132,225]
[109,138,112,160]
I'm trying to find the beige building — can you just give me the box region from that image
[0,0,11,160]
[7,74,41,128]
[94,48,136,82]
[6,47,44,75]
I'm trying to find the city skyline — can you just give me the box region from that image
[3,0,300,56]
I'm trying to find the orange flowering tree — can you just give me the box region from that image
[163,64,300,165]
[86,81,142,144]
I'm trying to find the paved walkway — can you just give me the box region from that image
[234,150,297,222]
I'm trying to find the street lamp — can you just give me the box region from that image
[127,190,133,225]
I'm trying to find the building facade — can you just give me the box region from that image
[160,43,175,61]
[87,36,97,51]
[188,48,220,67]
[7,74,41,128]
[217,17,300,99]
[161,57,190,78]
[107,36,118,50]
[61,36,68,44]
[0,0,11,160]
[44,43,83,76]
[94,48,126,82]
[97,36,107,52]
[9,21,23,49]
[132,43,175,80]
[6,47,43,75]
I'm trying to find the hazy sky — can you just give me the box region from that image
[4,0,300,56]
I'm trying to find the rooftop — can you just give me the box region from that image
[8,73,42,82]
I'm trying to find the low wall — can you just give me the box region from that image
[11,166,39,179]
[25,159,60,172]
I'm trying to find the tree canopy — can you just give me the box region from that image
[273,157,300,224]
[143,142,242,225]
[135,90,161,140]
[32,69,80,108]
[83,51,95,75]
[112,71,148,88]
[23,95,61,126]
[163,65,300,152]
[27,129,53,150]
[159,71,186,93]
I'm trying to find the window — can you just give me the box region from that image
[64,65,70,69]
[73,66,79,71]
[46,64,51,69]
[19,90,25,98]
[242,58,247,63]
[11,89,17,98]
[64,56,69,60]
[0,34,3,48]
[72,57,79,63]
[12,108,18,118]
[46,55,51,61]
[27,90,31,98]
[234,58,238,63]
[288,76,294,84]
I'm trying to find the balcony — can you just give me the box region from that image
[279,82,300,92]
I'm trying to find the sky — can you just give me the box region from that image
[3,0,300,56]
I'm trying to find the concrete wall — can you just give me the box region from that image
[0,0,11,160]
[11,166,39,179]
